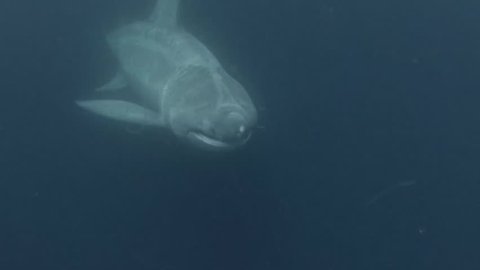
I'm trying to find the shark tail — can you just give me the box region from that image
[149,0,180,27]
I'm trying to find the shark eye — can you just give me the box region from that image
[236,125,251,140]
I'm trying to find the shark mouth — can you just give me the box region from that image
[190,132,231,148]
[188,131,251,149]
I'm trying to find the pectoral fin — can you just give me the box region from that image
[76,100,164,127]
[96,72,127,92]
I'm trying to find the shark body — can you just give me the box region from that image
[77,0,257,150]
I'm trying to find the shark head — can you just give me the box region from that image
[164,66,257,150]
[184,105,255,150]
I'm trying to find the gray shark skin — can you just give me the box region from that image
[77,0,257,150]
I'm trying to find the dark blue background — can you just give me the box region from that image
[1,0,479,269]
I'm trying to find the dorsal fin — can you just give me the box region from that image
[149,0,180,27]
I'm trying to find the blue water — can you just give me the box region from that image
[1,0,479,269]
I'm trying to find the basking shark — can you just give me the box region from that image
[77,0,257,150]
